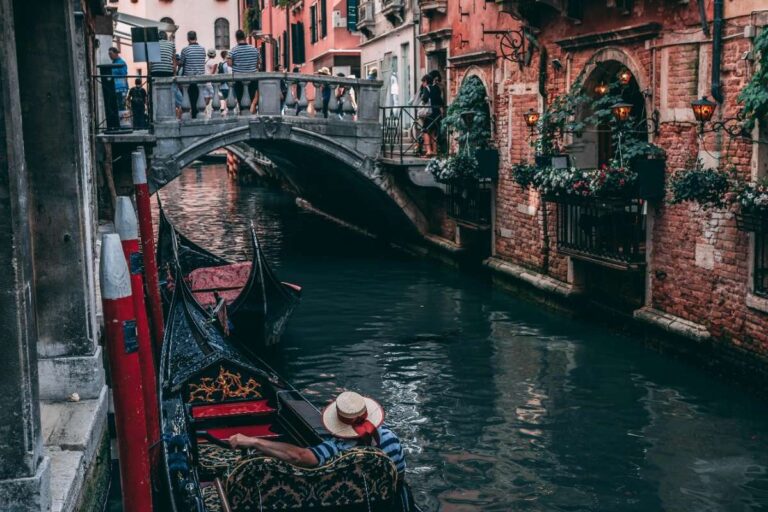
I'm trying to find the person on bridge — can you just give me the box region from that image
[108,47,128,109]
[180,31,207,118]
[228,30,260,114]
[228,390,415,511]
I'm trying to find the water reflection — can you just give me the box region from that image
[158,164,768,512]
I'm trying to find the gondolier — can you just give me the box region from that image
[229,390,416,511]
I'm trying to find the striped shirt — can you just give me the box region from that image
[151,40,176,76]
[180,43,206,76]
[228,43,260,73]
[309,426,406,475]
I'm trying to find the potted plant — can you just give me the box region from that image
[668,161,730,209]
[734,177,768,232]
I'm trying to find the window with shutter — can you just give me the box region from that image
[310,5,318,43]
[214,18,230,49]
[283,30,289,69]
[320,0,327,38]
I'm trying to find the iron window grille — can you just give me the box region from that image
[556,198,646,270]
[447,180,493,227]
[756,230,768,297]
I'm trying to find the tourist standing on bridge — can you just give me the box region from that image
[317,67,332,118]
[218,51,231,109]
[228,30,260,114]
[108,47,128,109]
[228,391,415,511]
[151,31,176,78]
[127,78,147,129]
[180,31,206,118]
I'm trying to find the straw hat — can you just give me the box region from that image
[321,391,384,439]
[317,66,331,76]
[207,48,216,58]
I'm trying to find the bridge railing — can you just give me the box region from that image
[380,106,443,164]
[152,73,383,124]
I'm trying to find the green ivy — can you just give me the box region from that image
[442,76,493,150]
[243,7,260,35]
[738,28,768,131]
[668,160,731,209]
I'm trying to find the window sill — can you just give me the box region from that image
[746,292,768,314]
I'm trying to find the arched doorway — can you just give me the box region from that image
[445,74,496,259]
[562,60,653,312]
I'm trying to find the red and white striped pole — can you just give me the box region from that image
[100,233,153,512]
[132,150,164,356]
[115,197,161,472]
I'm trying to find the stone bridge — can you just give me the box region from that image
[149,73,435,237]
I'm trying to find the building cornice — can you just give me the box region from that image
[417,28,452,54]
[358,22,416,47]
[555,22,662,51]
[448,50,497,68]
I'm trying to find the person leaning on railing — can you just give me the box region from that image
[228,30,260,114]
[180,30,207,118]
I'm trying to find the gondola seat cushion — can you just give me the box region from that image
[198,443,257,478]
[225,447,398,511]
[202,485,224,512]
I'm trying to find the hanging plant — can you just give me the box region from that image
[589,161,638,198]
[735,177,768,215]
[427,152,480,184]
[511,162,538,189]
[668,161,731,209]
[442,76,493,150]
[738,28,768,132]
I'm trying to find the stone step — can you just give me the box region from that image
[41,386,108,512]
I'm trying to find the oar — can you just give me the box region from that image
[197,430,249,456]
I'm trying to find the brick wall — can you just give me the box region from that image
[424,0,768,360]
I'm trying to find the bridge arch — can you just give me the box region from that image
[150,117,428,237]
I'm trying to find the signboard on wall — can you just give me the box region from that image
[347,0,358,31]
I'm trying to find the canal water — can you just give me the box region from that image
[155,163,768,512]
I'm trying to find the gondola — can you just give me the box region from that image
[157,205,301,352]
[159,237,405,512]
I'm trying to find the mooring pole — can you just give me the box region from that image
[100,233,153,512]
[115,197,161,476]
[132,150,164,355]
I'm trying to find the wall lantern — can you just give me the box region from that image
[523,108,540,130]
[594,82,608,96]
[611,102,633,122]
[617,69,632,86]
[461,111,476,128]
[691,96,717,124]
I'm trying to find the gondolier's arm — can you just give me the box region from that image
[228,434,319,468]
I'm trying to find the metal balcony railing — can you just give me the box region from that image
[380,106,443,163]
[447,180,493,227]
[556,198,646,270]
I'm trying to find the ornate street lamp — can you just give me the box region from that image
[611,102,633,123]
[523,108,540,131]
[617,68,632,86]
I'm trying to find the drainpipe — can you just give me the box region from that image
[697,0,710,37]
[711,0,723,103]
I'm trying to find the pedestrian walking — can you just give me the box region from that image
[150,31,176,78]
[292,66,303,115]
[203,48,218,110]
[335,72,346,118]
[180,31,206,118]
[317,67,332,118]
[127,78,148,129]
[426,71,445,156]
[228,30,260,113]
[415,74,432,156]
[218,50,231,107]
[108,47,129,110]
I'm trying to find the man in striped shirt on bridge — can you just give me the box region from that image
[228,30,260,113]
[228,391,415,511]
[180,30,206,118]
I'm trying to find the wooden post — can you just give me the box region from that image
[131,151,164,356]
[100,233,153,512]
[114,197,161,479]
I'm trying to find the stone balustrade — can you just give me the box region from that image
[152,73,382,124]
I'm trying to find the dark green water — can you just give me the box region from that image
[158,164,768,512]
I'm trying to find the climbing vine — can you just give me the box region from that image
[738,28,768,132]
[442,76,493,150]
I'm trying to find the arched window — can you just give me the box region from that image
[215,18,230,49]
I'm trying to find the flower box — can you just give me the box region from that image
[631,158,666,201]
[735,211,768,233]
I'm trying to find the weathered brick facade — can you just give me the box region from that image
[419,0,768,368]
